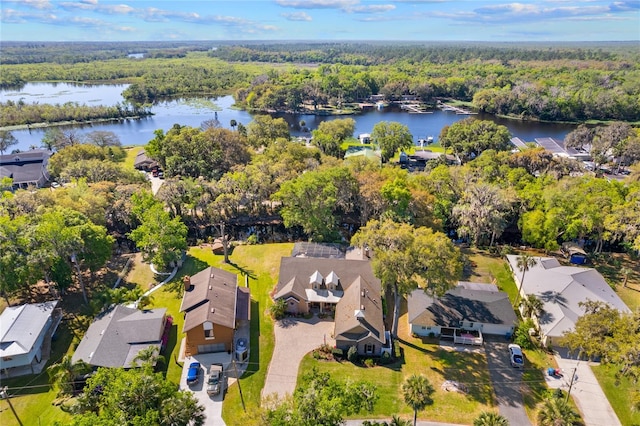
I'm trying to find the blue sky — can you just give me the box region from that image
[1,0,639,42]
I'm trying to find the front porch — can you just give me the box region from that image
[453,328,483,346]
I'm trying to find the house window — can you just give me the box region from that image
[364,344,374,354]
[203,321,214,339]
[3,357,12,361]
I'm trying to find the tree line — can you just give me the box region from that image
[2,43,639,122]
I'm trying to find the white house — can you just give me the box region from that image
[506,255,631,348]
[0,301,61,375]
[407,282,517,345]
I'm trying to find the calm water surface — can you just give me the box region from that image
[2,83,577,152]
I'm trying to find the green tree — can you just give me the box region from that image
[439,118,511,164]
[0,130,18,155]
[274,167,358,241]
[132,345,165,370]
[47,355,91,397]
[311,118,356,158]
[520,294,543,319]
[452,183,513,247]
[85,130,121,148]
[371,121,413,163]
[514,254,537,307]
[351,219,462,337]
[266,367,377,426]
[536,396,580,426]
[246,115,290,148]
[473,411,509,426]
[69,367,205,426]
[402,374,434,426]
[129,193,187,271]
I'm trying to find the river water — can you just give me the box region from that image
[1,83,577,152]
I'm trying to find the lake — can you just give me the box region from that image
[1,83,577,152]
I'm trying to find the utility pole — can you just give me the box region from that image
[565,367,578,403]
[1,386,23,426]
[232,358,246,412]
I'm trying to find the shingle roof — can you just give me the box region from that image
[72,305,166,368]
[334,276,385,343]
[0,301,59,358]
[180,267,239,332]
[506,255,631,339]
[407,284,516,328]
[0,150,51,185]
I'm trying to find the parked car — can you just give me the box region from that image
[186,362,201,385]
[207,363,224,396]
[508,344,524,368]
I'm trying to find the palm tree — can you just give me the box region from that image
[520,294,544,319]
[133,345,165,370]
[389,415,412,426]
[402,374,434,426]
[474,411,509,426]
[515,254,537,307]
[47,355,90,396]
[536,396,580,426]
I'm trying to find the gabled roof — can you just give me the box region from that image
[180,266,239,332]
[407,283,516,328]
[0,150,51,185]
[334,276,385,343]
[133,149,158,168]
[506,255,631,338]
[0,301,59,358]
[72,305,166,368]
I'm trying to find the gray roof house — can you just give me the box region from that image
[1,301,61,376]
[0,149,52,189]
[72,305,168,368]
[506,255,631,348]
[408,283,517,345]
[133,149,158,171]
[273,256,390,356]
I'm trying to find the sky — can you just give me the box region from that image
[1,0,639,42]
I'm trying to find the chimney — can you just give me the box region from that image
[183,275,192,291]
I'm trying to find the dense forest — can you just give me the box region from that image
[1,41,639,123]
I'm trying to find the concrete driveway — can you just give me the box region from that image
[484,337,532,426]
[548,356,621,426]
[262,316,335,400]
[180,352,231,426]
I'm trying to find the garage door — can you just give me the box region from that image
[198,343,226,353]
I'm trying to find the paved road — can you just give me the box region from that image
[484,337,532,426]
[262,316,335,400]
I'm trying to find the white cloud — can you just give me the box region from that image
[276,0,359,10]
[348,4,396,13]
[2,0,52,9]
[281,11,313,21]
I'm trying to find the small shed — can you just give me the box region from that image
[561,243,588,265]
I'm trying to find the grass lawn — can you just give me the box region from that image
[592,363,640,426]
[122,146,142,170]
[298,301,495,425]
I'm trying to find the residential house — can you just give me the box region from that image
[0,301,61,375]
[506,255,631,348]
[407,282,517,345]
[180,266,250,356]
[273,255,390,356]
[72,305,169,368]
[0,149,52,189]
[133,149,158,171]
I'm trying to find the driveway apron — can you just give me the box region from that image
[484,337,532,426]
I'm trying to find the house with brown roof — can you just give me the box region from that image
[180,266,250,356]
[273,256,389,356]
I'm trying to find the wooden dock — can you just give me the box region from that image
[400,103,433,114]
[438,103,477,115]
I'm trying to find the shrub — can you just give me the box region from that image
[364,358,375,368]
[269,298,287,320]
[247,234,258,245]
[380,351,392,364]
[347,345,359,363]
[428,332,435,338]
[332,348,344,359]
[514,319,536,349]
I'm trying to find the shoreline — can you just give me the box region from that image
[0,114,154,132]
